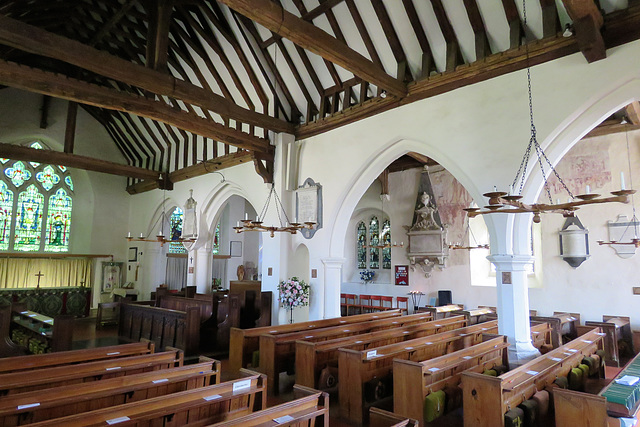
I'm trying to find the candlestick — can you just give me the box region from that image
[139,233,144,238]
[127,231,131,238]
[245,213,248,220]
[585,185,590,194]
[621,171,626,190]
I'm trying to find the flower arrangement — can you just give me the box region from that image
[278,277,310,308]
[360,270,375,284]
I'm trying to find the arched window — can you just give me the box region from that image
[356,221,366,268]
[356,216,392,270]
[382,219,391,269]
[212,223,220,255]
[369,216,380,269]
[168,207,187,254]
[0,142,74,252]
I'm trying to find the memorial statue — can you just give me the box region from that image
[412,192,439,230]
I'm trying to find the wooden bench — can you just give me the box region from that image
[530,320,554,352]
[584,315,635,366]
[451,307,495,325]
[119,302,200,355]
[26,371,267,427]
[229,309,402,374]
[338,320,500,424]
[295,315,468,390]
[0,357,221,425]
[0,341,155,374]
[259,311,435,394]
[209,385,329,426]
[393,335,510,425]
[530,312,580,348]
[553,349,640,426]
[0,348,183,396]
[461,327,606,427]
[420,304,465,319]
[369,407,419,427]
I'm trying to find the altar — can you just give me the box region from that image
[0,287,91,317]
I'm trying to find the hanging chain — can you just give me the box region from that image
[511,0,574,202]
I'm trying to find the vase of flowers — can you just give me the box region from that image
[278,277,310,324]
[360,270,375,284]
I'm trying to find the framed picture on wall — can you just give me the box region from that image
[230,241,242,257]
[128,247,138,262]
[395,265,409,286]
[101,261,124,293]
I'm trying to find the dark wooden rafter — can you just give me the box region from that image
[463,0,491,61]
[561,0,606,63]
[252,152,274,184]
[539,0,560,38]
[217,0,406,98]
[39,94,50,129]
[431,0,464,72]
[501,0,523,49]
[143,0,174,72]
[371,0,413,83]
[626,101,640,125]
[64,101,77,154]
[274,38,318,114]
[0,14,294,134]
[402,0,435,78]
[88,0,139,46]
[302,0,345,21]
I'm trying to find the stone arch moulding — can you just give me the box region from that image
[511,77,640,254]
[327,137,497,261]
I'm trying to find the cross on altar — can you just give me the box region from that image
[35,271,44,288]
[80,280,86,287]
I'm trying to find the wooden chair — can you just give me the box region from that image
[360,294,373,313]
[96,302,120,329]
[381,296,393,310]
[396,296,409,315]
[345,294,358,315]
[340,293,348,316]
[370,295,383,312]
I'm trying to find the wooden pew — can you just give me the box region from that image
[420,304,464,319]
[554,349,640,427]
[530,312,580,348]
[369,407,419,427]
[338,321,500,424]
[0,341,155,374]
[451,307,495,325]
[260,311,435,395]
[229,309,402,374]
[530,320,554,352]
[584,315,635,366]
[295,315,468,390]
[26,372,267,427]
[209,385,329,426]
[461,327,605,427]
[0,357,221,425]
[0,348,183,396]
[119,302,200,355]
[393,335,510,425]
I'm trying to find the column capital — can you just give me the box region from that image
[321,257,346,268]
[487,254,533,271]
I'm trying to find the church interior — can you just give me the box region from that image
[1,0,640,425]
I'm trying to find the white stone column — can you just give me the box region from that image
[488,254,540,365]
[321,257,344,319]
[195,243,212,294]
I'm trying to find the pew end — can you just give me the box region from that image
[553,387,609,427]
[370,407,419,427]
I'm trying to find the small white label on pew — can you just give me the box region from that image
[355,341,363,344]
[274,415,295,424]
[526,370,539,375]
[435,324,441,327]
[107,352,120,355]
[582,340,593,344]
[343,330,350,332]
[403,331,409,334]
[426,342,433,345]
[482,328,488,331]
[17,403,40,410]
[20,311,28,314]
[463,356,472,360]
[568,349,578,353]
[270,331,277,333]
[203,394,222,401]
[233,379,251,393]
[28,314,36,317]
[44,319,53,324]
[549,357,562,362]
[392,321,398,324]
[366,350,377,359]
[405,347,414,350]
[373,316,378,318]
[106,367,121,371]
[152,379,169,384]
[340,320,346,323]
[305,336,313,339]
[428,367,440,372]
[106,416,130,425]
[569,317,576,321]
[596,333,606,336]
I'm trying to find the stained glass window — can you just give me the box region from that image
[0,182,13,251]
[36,165,61,191]
[357,221,367,269]
[5,161,31,188]
[169,207,187,254]
[212,223,220,255]
[369,216,379,269]
[14,185,44,251]
[382,219,391,269]
[44,189,72,252]
[0,141,74,252]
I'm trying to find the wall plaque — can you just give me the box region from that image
[395,265,409,285]
[296,178,322,239]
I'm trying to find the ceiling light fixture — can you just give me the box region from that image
[449,214,489,250]
[465,0,630,223]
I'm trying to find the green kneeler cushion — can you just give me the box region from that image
[554,376,569,389]
[483,368,498,376]
[251,350,260,368]
[504,408,525,427]
[568,367,583,391]
[596,349,606,360]
[494,365,508,375]
[578,363,590,382]
[424,390,446,422]
[582,356,597,376]
[518,399,538,427]
[532,390,550,419]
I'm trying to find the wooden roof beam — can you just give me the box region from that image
[217,0,407,97]
[626,101,640,125]
[0,14,294,134]
[0,141,161,181]
[143,0,174,72]
[562,0,605,62]
[501,0,522,49]
[0,59,271,153]
[463,0,491,60]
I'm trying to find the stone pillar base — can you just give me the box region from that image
[508,340,541,368]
